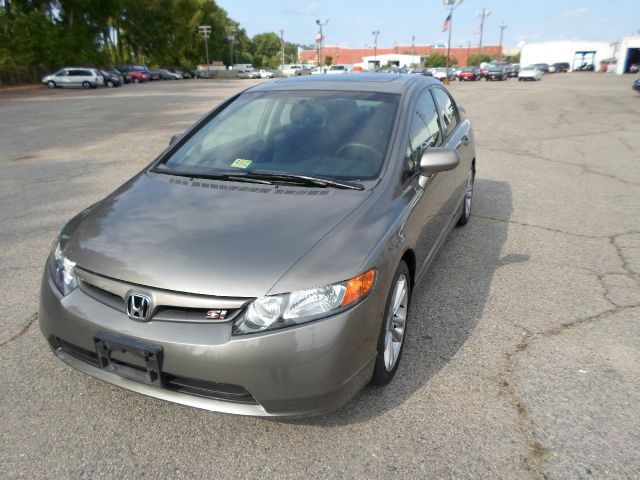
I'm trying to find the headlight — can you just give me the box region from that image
[233,269,376,335]
[48,241,78,296]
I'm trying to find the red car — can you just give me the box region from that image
[457,67,479,81]
[128,70,149,83]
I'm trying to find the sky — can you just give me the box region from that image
[217,0,640,49]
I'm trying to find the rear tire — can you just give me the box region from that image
[106,80,114,88]
[133,77,140,84]
[82,81,90,89]
[371,261,411,386]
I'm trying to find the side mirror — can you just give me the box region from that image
[169,133,184,146]
[419,148,460,177]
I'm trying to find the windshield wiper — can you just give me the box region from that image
[242,171,364,190]
[153,168,274,185]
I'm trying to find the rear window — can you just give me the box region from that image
[156,90,400,181]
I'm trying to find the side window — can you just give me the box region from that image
[432,88,459,137]
[55,70,68,77]
[404,89,442,180]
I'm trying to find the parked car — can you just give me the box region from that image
[117,65,151,83]
[431,67,456,82]
[531,63,550,74]
[42,67,102,89]
[112,68,131,84]
[148,70,161,81]
[633,78,640,93]
[552,62,570,73]
[457,67,479,81]
[257,69,274,79]
[485,66,508,81]
[576,63,595,71]
[326,65,348,74]
[237,68,256,79]
[518,65,543,81]
[310,67,327,75]
[99,70,123,88]
[479,66,489,78]
[280,64,304,77]
[40,74,476,417]
[410,68,433,77]
[508,64,520,77]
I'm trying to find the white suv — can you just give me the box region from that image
[42,68,103,89]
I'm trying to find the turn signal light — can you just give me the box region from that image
[340,269,376,307]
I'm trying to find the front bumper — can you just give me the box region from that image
[39,271,381,416]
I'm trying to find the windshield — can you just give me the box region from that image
[155,90,399,181]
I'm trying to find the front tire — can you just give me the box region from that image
[46,81,56,89]
[82,81,90,89]
[106,80,114,88]
[457,168,475,227]
[133,77,140,84]
[371,261,411,386]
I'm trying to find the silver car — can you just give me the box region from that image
[40,75,476,416]
[42,67,103,89]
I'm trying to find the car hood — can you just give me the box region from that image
[64,173,371,298]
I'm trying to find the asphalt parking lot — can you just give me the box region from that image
[1,74,639,479]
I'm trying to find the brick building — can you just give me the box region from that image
[299,44,503,67]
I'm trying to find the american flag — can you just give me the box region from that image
[442,14,451,32]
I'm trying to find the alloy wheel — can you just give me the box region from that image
[383,274,408,371]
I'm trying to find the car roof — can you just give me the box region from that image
[246,73,436,94]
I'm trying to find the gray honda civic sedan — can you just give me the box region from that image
[40,74,476,416]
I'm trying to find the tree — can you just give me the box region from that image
[467,53,494,66]
[324,55,332,66]
[424,53,447,68]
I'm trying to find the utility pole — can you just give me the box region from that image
[315,19,328,67]
[477,8,491,54]
[443,0,464,85]
[498,21,507,61]
[198,25,211,76]
[372,30,380,68]
[411,33,416,57]
[280,29,285,69]
[226,25,236,68]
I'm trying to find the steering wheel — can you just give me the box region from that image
[335,143,381,159]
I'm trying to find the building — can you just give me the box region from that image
[612,36,640,74]
[298,44,503,68]
[520,41,614,72]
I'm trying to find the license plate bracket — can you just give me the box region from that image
[94,332,163,387]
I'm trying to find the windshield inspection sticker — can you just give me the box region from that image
[230,159,252,169]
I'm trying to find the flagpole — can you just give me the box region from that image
[445,5,453,85]
[443,0,463,85]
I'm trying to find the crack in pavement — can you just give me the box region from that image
[471,214,603,239]
[480,146,640,187]
[0,312,38,348]
[497,231,640,477]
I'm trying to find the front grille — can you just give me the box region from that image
[56,338,257,405]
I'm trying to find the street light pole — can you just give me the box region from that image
[198,25,211,77]
[372,30,380,68]
[443,0,463,85]
[477,7,491,55]
[498,21,508,61]
[226,25,236,68]
[280,29,285,69]
[315,19,328,67]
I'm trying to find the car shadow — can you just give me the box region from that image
[281,179,519,426]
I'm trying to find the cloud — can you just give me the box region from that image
[562,7,588,17]
[284,2,320,15]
